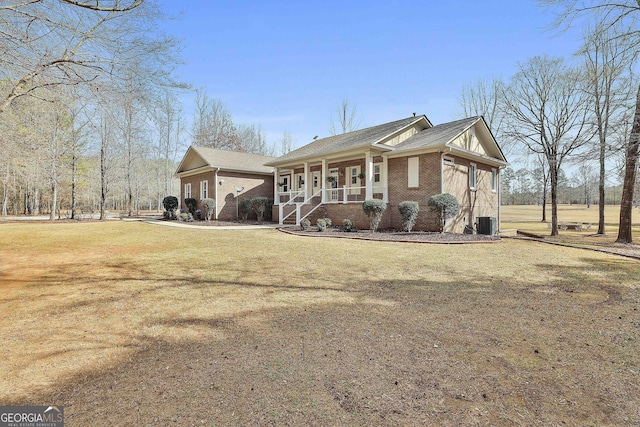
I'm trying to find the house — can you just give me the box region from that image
[174,146,275,220]
[266,114,507,232]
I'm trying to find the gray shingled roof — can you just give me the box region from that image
[394,116,481,152]
[189,146,275,174]
[265,115,427,166]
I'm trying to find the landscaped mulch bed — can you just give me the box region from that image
[280,226,501,243]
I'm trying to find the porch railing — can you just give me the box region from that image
[278,188,322,225]
[277,190,304,204]
[323,185,387,203]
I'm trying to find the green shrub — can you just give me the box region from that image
[428,193,460,232]
[398,201,420,232]
[362,199,387,232]
[250,196,269,222]
[342,218,354,232]
[162,196,178,219]
[184,198,198,216]
[239,199,252,220]
[300,218,311,230]
[202,198,215,221]
[178,212,193,222]
[317,218,327,232]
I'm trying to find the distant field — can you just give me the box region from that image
[501,204,640,239]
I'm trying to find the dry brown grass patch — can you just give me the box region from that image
[0,221,639,425]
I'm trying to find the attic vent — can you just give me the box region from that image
[443,156,455,165]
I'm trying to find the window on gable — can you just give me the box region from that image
[470,163,477,190]
[408,157,419,188]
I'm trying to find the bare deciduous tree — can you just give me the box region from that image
[192,89,242,151]
[280,131,293,156]
[502,56,591,236]
[0,0,176,113]
[329,98,361,135]
[578,23,636,234]
[540,0,640,242]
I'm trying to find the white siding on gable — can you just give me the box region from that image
[381,124,423,147]
[408,157,419,188]
[449,126,488,156]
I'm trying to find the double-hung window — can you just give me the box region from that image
[200,180,208,199]
[469,163,477,190]
[184,183,192,199]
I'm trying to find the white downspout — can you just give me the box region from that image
[214,168,220,220]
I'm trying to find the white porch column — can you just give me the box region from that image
[274,167,279,204]
[321,158,327,203]
[382,155,389,203]
[365,150,373,200]
[304,161,310,201]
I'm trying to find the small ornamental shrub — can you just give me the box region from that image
[250,196,269,222]
[398,201,420,232]
[362,199,387,232]
[195,209,202,220]
[428,193,460,232]
[184,198,198,216]
[323,218,332,227]
[162,196,178,219]
[317,218,327,232]
[342,219,354,232]
[202,198,215,221]
[239,198,252,220]
[178,212,193,222]
[300,218,311,230]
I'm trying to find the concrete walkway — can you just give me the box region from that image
[143,219,281,230]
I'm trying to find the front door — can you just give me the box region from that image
[347,166,361,195]
[329,168,339,201]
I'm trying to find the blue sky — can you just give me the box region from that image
[161,1,583,153]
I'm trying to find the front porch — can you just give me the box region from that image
[276,185,388,225]
[273,153,389,225]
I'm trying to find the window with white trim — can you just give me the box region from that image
[200,180,208,199]
[312,171,319,189]
[491,168,497,192]
[408,157,419,188]
[469,163,477,190]
[184,183,191,199]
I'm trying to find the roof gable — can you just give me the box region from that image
[175,146,275,176]
[266,115,432,166]
[394,116,507,164]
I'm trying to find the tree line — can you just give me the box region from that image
[458,0,640,242]
[0,1,294,220]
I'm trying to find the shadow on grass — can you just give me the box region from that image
[2,255,640,425]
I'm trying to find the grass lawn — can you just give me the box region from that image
[1,221,639,425]
[501,204,640,239]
